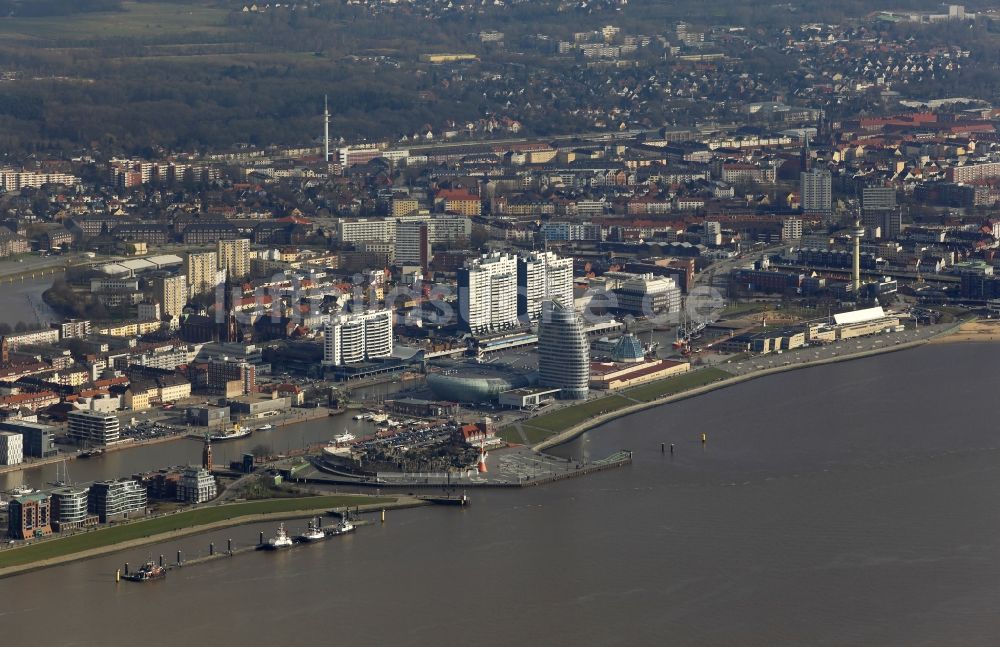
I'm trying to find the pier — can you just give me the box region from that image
[117,516,376,581]
[300,447,633,489]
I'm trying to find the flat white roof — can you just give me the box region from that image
[101,263,131,276]
[833,306,885,326]
[119,259,156,271]
[147,254,183,267]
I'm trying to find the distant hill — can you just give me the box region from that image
[0,0,123,17]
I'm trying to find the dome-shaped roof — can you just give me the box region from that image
[611,334,645,363]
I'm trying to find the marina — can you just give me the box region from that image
[115,513,368,578]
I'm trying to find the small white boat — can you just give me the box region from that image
[298,518,326,542]
[334,432,355,444]
[265,523,293,549]
[257,424,273,431]
[331,517,355,535]
[352,414,364,420]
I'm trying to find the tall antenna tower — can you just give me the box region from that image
[323,95,330,163]
[852,217,864,295]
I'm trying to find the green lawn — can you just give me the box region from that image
[520,425,558,445]
[511,368,734,442]
[0,495,393,569]
[624,367,731,402]
[499,425,524,445]
[525,395,634,434]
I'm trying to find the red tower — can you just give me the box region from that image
[202,436,213,471]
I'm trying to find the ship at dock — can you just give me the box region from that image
[209,422,252,443]
[122,561,166,582]
[330,516,355,536]
[297,518,326,542]
[262,523,293,550]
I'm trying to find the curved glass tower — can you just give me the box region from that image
[537,299,589,400]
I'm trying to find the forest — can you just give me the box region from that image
[0,0,994,156]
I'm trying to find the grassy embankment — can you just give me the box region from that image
[505,367,731,444]
[0,495,393,569]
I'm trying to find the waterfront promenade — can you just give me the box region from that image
[0,493,411,578]
[530,321,962,451]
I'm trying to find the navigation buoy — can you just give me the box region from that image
[381,509,386,523]
[115,568,120,583]
[701,433,707,444]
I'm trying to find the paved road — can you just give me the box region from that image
[719,323,950,376]
[0,255,74,279]
[693,243,784,290]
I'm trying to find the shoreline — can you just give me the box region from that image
[928,318,1000,344]
[533,323,967,452]
[0,407,336,477]
[0,496,425,579]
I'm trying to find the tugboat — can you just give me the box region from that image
[298,518,326,542]
[123,561,166,582]
[330,516,355,536]
[264,523,293,550]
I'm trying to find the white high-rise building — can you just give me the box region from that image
[68,410,120,446]
[801,168,832,215]
[0,430,23,466]
[186,251,222,297]
[177,466,217,503]
[338,218,397,244]
[395,219,431,267]
[537,299,590,400]
[781,217,803,241]
[703,221,722,246]
[217,239,251,282]
[862,186,900,239]
[153,275,188,318]
[458,252,520,334]
[322,310,394,366]
[517,251,574,324]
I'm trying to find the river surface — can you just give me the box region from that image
[0,414,373,491]
[0,276,59,327]
[4,342,1000,646]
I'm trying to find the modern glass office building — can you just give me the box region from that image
[537,299,589,399]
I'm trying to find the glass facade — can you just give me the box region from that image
[538,300,589,399]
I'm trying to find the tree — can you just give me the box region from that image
[67,337,90,359]
[470,225,490,250]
